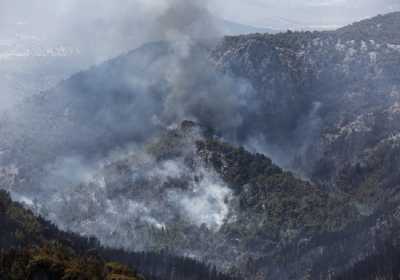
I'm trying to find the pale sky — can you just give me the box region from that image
[0,0,399,61]
[210,0,400,29]
[1,0,399,30]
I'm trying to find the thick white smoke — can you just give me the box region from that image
[0,0,363,255]
[0,0,248,254]
[24,141,234,251]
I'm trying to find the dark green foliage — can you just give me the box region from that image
[336,137,400,208]
[335,244,400,280]
[104,250,238,280]
[197,138,357,234]
[147,124,364,278]
[337,12,400,44]
[197,139,281,191]
[0,243,142,280]
[0,190,239,280]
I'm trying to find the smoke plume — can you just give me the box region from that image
[0,0,248,253]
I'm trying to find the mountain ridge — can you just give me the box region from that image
[2,11,400,279]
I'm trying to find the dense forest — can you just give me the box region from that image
[336,244,400,280]
[0,190,238,280]
[3,10,400,280]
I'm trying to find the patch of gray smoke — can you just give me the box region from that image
[0,0,250,252]
[154,0,220,42]
[22,142,234,251]
[0,0,256,163]
[160,43,251,138]
[153,0,256,138]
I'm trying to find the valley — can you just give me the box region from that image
[1,9,400,280]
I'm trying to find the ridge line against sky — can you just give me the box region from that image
[0,0,399,65]
[210,0,400,30]
[1,0,400,31]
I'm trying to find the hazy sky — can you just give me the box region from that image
[1,0,400,30]
[211,0,400,29]
[0,0,399,62]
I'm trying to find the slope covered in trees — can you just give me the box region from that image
[0,244,143,280]
[0,190,238,280]
[2,11,400,280]
[335,244,400,280]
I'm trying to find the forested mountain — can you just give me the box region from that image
[0,189,238,280]
[2,11,400,280]
[335,245,400,280]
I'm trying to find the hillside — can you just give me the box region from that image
[0,190,141,280]
[1,11,400,280]
[212,12,400,192]
[0,189,237,280]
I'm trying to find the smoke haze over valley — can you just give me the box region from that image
[1,1,400,280]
